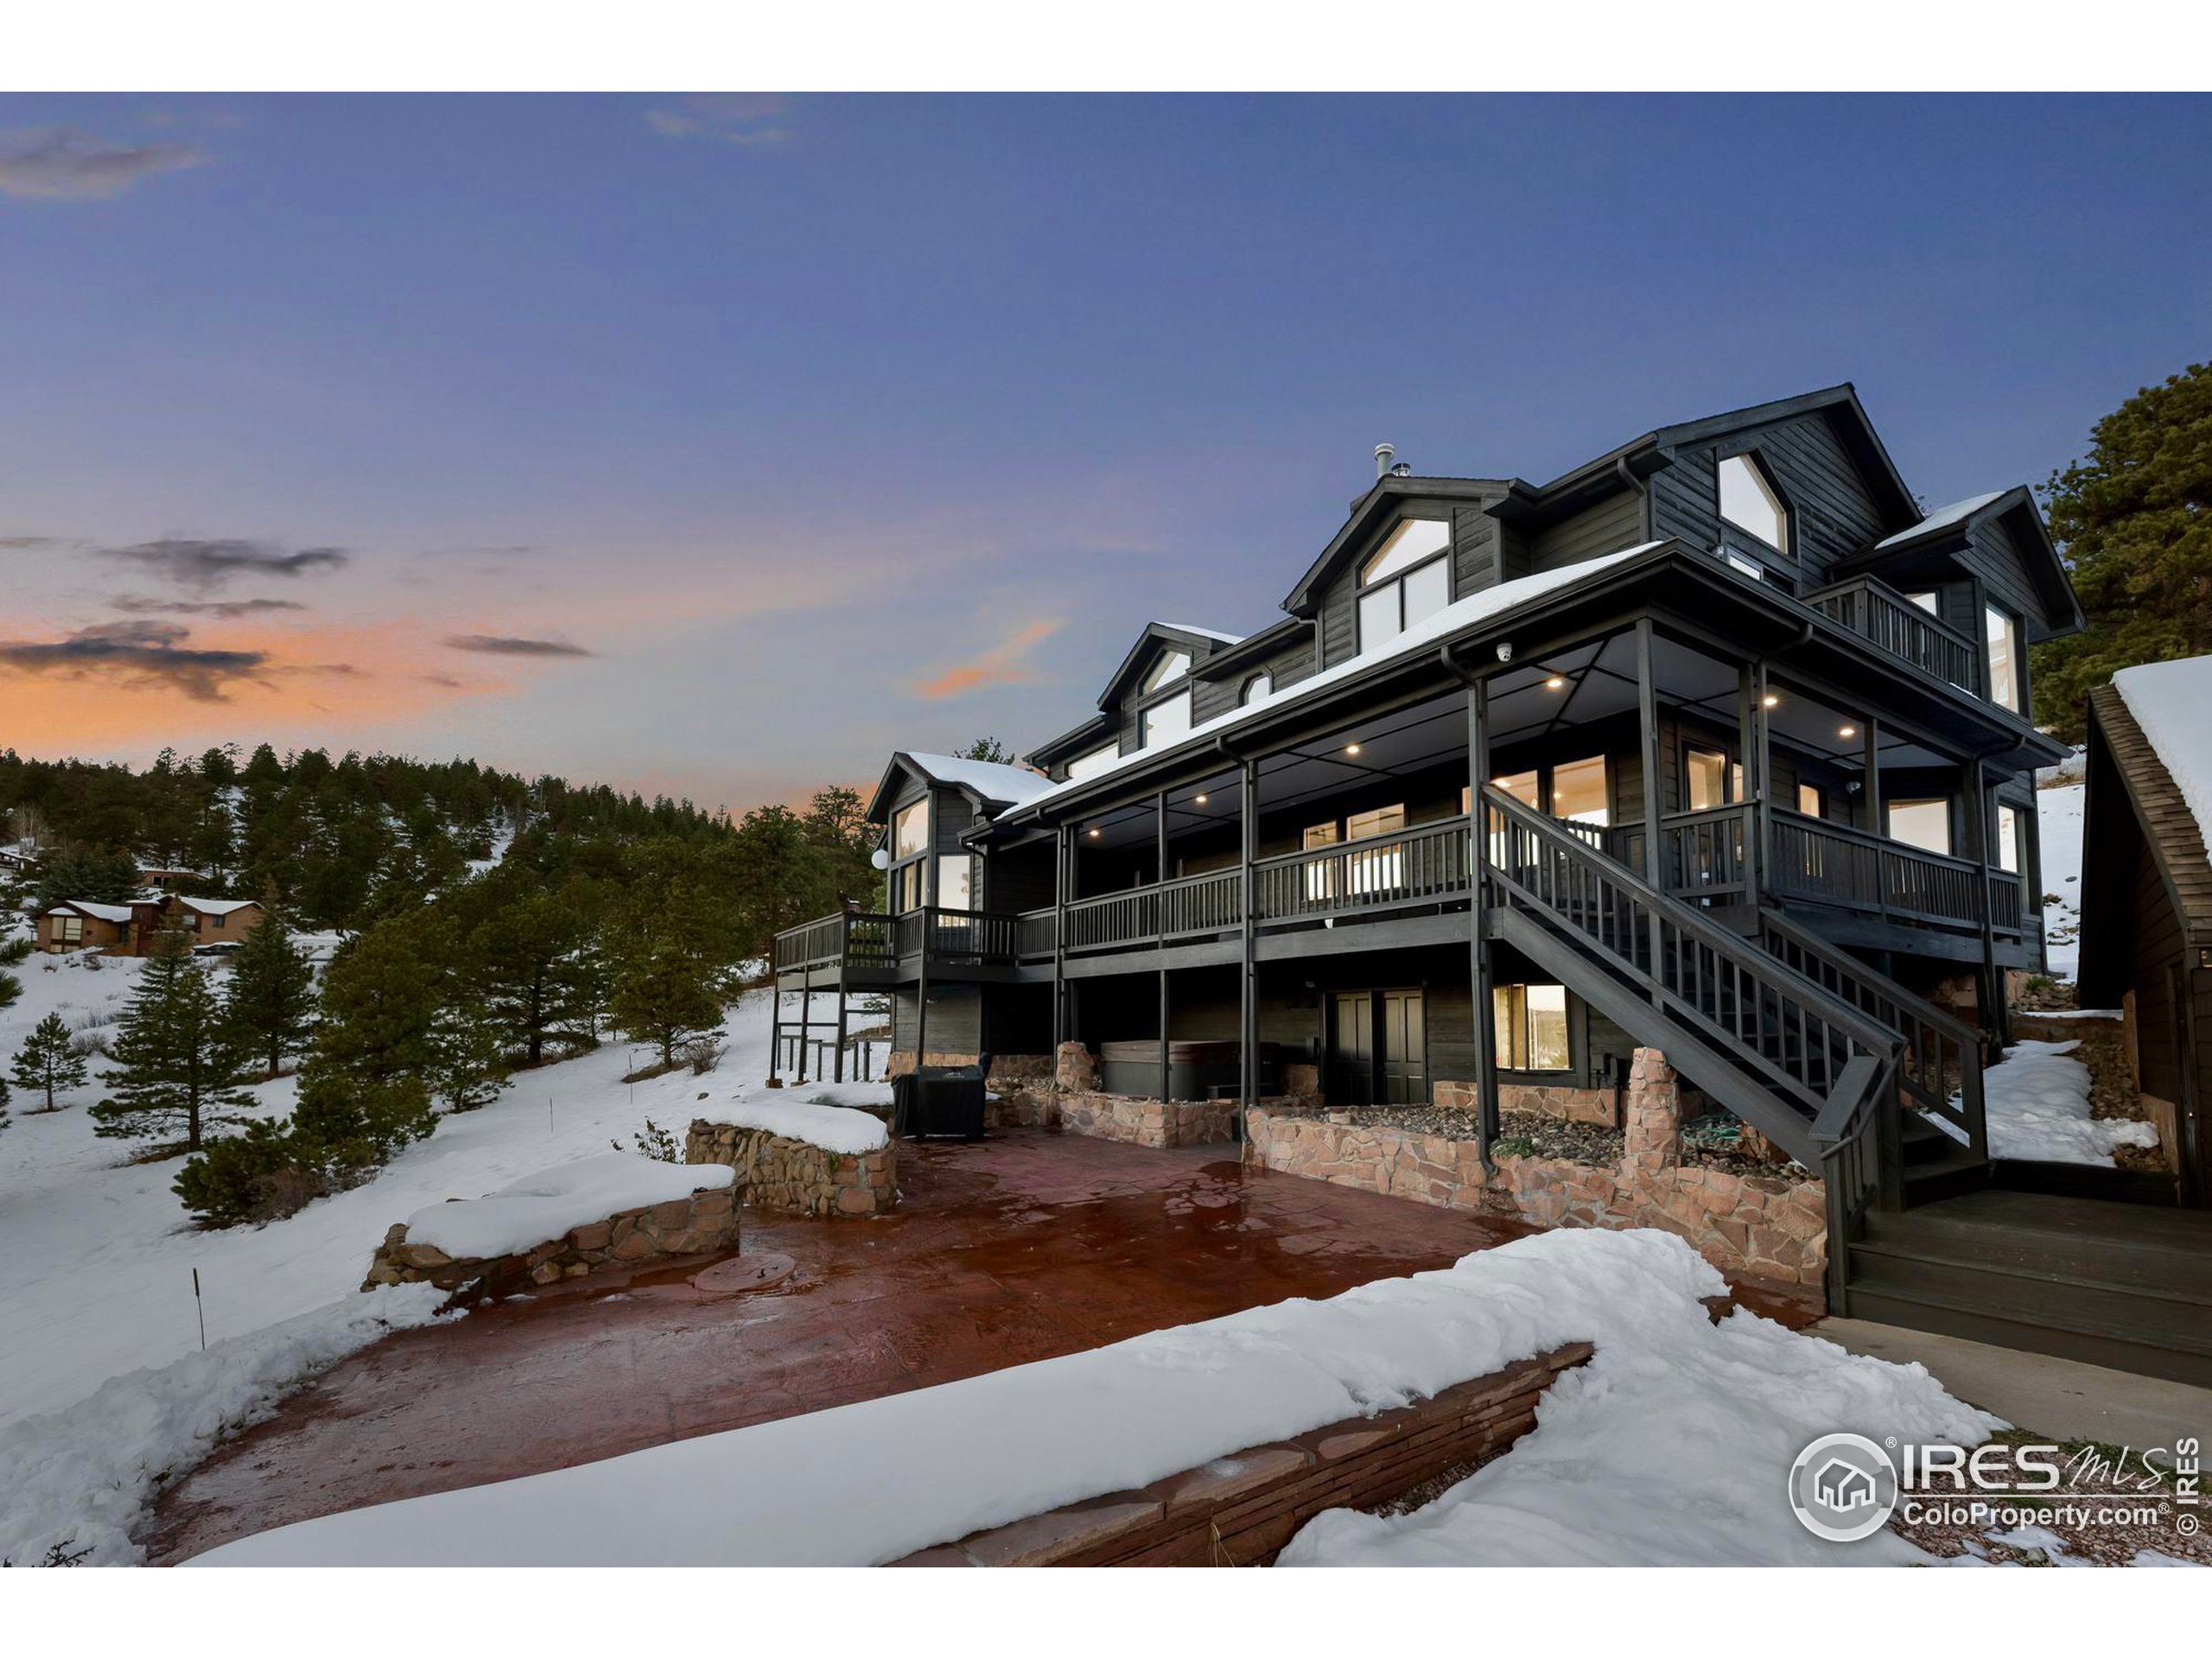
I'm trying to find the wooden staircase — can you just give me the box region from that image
[1842,1189,2212,1388]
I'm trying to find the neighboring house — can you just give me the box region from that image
[36,899,139,954]
[35,894,264,957]
[2077,660,2212,1209]
[772,385,2212,1370]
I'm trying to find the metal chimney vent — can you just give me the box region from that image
[1374,442,1395,480]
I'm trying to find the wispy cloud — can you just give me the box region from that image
[98,537,350,591]
[442,633,595,658]
[0,620,266,701]
[0,533,70,550]
[644,93,793,148]
[111,594,310,619]
[0,127,206,201]
[912,618,1064,700]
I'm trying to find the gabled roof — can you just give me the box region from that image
[2085,679,2212,961]
[865,750,1053,825]
[1093,622,1240,710]
[1192,614,1313,682]
[1840,484,2084,635]
[48,899,134,924]
[178,896,257,916]
[1280,477,1508,617]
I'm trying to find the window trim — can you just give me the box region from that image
[1240,672,1272,707]
[1885,797,1954,858]
[1493,982,1572,1073]
[1984,601,2025,715]
[1138,686,1193,750]
[1716,448,1793,558]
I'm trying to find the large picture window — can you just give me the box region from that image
[893,798,928,860]
[1552,755,1609,825]
[1065,744,1119,781]
[1357,518,1452,650]
[1718,454,1789,555]
[1141,690,1192,748]
[1996,804,2022,874]
[936,854,973,912]
[1887,798,1952,857]
[1493,983,1570,1071]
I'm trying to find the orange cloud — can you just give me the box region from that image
[912,618,1063,701]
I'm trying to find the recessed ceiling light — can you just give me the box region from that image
[1761,693,1780,709]
[1839,725,1857,739]
[1545,676,1567,690]
[1194,793,1209,804]
[1344,743,1362,756]
[1087,827,1102,839]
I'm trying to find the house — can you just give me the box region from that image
[36,894,264,957]
[774,385,2212,1379]
[37,899,140,955]
[2076,658,2212,1209]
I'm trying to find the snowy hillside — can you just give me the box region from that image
[0,972,808,1429]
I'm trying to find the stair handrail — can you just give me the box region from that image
[1481,785,1903,1132]
[1754,904,1987,1162]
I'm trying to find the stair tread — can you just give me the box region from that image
[1840,1277,2212,1357]
[1880,1187,2212,1249]
[1846,1236,2212,1310]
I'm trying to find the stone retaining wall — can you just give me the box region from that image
[1436,1078,1620,1127]
[1247,1048,1828,1290]
[363,1185,737,1293]
[1057,1090,1241,1149]
[685,1121,899,1217]
[889,1342,1593,1566]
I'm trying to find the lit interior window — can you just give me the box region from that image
[1552,756,1609,825]
[893,798,929,860]
[1887,798,1952,857]
[1494,983,1570,1071]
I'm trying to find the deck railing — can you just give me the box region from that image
[1807,574,1981,694]
[1253,817,1473,923]
[1766,808,2009,933]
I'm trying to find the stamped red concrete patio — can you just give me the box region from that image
[146,1128,1813,1564]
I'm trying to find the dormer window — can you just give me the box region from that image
[1357,517,1452,650]
[1241,672,1272,706]
[1718,453,1789,556]
[1141,649,1191,693]
[1141,690,1192,748]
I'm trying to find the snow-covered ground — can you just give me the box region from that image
[186,1228,1995,1567]
[0,962,798,1430]
[403,1152,734,1258]
[1980,1038,2159,1166]
[2038,779,2085,980]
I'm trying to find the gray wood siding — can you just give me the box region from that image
[1646,411,1891,586]
[1451,502,1503,595]
[1529,487,1644,572]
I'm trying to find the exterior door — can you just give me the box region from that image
[1381,990,1427,1104]
[1330,993,1373,1103]
[2169,964,2203,1209]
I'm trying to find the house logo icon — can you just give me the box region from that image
[1789,1433,1900,1543]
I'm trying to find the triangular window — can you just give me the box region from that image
[1141,649,1191,692]
[1718,454,1789,554]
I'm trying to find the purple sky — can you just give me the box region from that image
[3,93,2206,809]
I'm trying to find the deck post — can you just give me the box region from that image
[1751,658,1773,899]
[1467,676,1499,1162]
[1240,755,1258,1109]
[833,921,849,1084]
[1159,966,1172,1104]
[796,978,812,1084]
[915,914,931,1072]
[768,982,781,1084]
[1635,620,1664,1004]
[1052,823,1069,1054]
[1967,757,2006,1047]
[1862,717,1885,914]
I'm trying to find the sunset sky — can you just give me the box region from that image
[3,93,2208,811]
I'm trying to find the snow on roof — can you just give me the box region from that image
[48,900,134,924]
[1000,544,1658,823]
[401,1154,735,1262]
[2113,653,2212,845]
[903,752,1054,806]
[1159,623,1244,645]
[1875,491,2005,550]
[177,897,257,916]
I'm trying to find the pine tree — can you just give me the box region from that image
[467,880,603,1065]
[425,988,511,1113]
[2032,362,2212,741]
[287,915,439,1168]
[91,930,255,1151]
[12,1012,88,1110]
[224,908,318,1080]
[608,928,725,1068]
